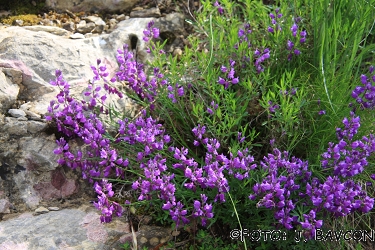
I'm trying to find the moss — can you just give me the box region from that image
[1,14,42,26]
[2,0,46,15]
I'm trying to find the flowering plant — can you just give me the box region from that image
[47,0,375,249]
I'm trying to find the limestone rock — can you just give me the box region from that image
[130,7,161,18]
[84,16,106,34]
[2,117,28,136]
[0,199,11,214]
[0,206,131,249]
[45,0,138,13]
[0,69,20,113]
[27,120,47,133]
[34,206,49,215]
[76,20,94,34]
[70,33,85,39]
[8,109,26,118]
[62,22,75,32]
[23,26,70,36]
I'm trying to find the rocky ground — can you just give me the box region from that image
[0,1,201,249]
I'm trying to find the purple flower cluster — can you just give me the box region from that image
[321,112,375,177]
[268,8,283,33]
[218,59,239,89]
[173,125,256,204]
[236,23,252,49]
[214,1,224,15]
[249,148,311,230]
[286,40,301,61]
[167,83,185,103]
[143,20,159,42]
[94,179,123,223]
[47,70,130,222]
[192,194,214,226]
[286,18,306,61]
[300,210,323,239]
[267,13,305,61]
[250,124,375,239]
[306,176,374,218]
[268,100,280,113]
[48,70,127,181]
[351,66,375,109]
[206,101,218,115]
[143,20,161,54]
[113,44,166,102]
[254,48,270,73]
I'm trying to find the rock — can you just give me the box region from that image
[116,14,126,21]
[18,135,59,172]
[0,206,131,249]
[34,206,49,215]
[70,33,85,39]
[135,225,171,249]
[17,116,28,121]
[45,0,138,13]
[130,7,161,18]
[65,9,76,19]
[8,109,26,118]
[47,207,60,211]
[84,16,106,34]
[24,110,41,120]
[12,20,23,26]
[24,26,70,36]
[62,21,75,32]
[76,20,96,34]
[84,16,102,24]
[173,47,183,58]
[20,101,50,118]
[156,13,186,35]
[27,120,47,134]
[108,18,118,31]
[2,117,28,136]
[0,69,20,113]
[0,199,11,214]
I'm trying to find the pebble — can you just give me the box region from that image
[8,109,26,118]
[24,110,41,119]
[70,33,85,39]
[47,207,60,211]
[34,206,49,215]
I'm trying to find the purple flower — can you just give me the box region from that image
[214,1,224,15]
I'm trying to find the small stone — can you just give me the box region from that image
[0,199,11,214]
[24,110,41,119]
[70,33,85,39]
[17,116,28,121]
[12,19,23,26]
[130,7,161,18]
[34,206,49,215]
[65,9,76,19]
[47,207,60,211]
[8,109,26,118]
[116,14,126,21]
[27,120,47,133]
[149,237,159,246]
[173,48,182,58]
[62,22,75,32]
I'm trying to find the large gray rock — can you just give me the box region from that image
[45,0,138,13]
[0,205,131,249]
[0,12,186,216]
[0,69,20,113]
